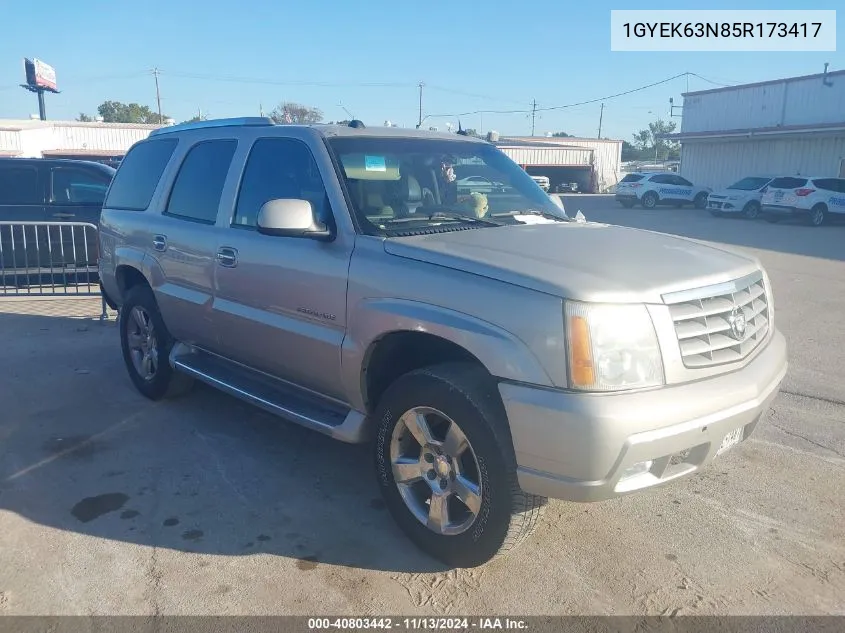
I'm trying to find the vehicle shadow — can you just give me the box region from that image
[562,195,845,263]
[0,306,448,574]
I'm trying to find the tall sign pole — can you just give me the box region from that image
[20,58,59,120]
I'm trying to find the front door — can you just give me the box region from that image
[0,162,47,274]
[213,137,352,400]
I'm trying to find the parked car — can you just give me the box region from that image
[456,176,508,194]
[760,176,845,226]
[0,157,115,281]
[615,172,711,209]
[554,182,579,193]
[99,118,787,568]
[707,176,777,219]
[529,175,550,191]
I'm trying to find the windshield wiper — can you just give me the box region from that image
[427,210,502,226]
[493,209,569,222]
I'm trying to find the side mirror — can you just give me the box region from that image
[256,199,332,241]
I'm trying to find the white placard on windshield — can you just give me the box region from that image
[365,155,387,172]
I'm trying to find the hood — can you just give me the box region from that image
[709,187,755,200]
[383,222,760,303]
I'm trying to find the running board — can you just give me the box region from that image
[170,344,371,444]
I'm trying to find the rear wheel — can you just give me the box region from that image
[120,284,194,400]
[619,200,635,208]
[641,192,658,209]
[694,192,709,209]
[374,363,545,568]
[807,204,826,227]
[743,201,761,219]
[764,214,781,224]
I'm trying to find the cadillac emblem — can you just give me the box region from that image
[728,306,747,341]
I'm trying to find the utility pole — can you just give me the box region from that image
[152,68,163,124]
[417,82,424,128]
[597,103,604,138]
[530,99,538,136]
[259,103,264,117]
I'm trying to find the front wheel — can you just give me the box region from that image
[374,363,545,568]
[764,214,781,224]
[694,192,709,209]
[641,192,658,209]
[807,204,826,227]
[120,284,194,400]
[743,201,761,219]
[618,200,635,208]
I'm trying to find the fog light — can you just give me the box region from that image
[620,460,653,481]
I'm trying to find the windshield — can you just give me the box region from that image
[727,176,771,191]
[327,136,567,236]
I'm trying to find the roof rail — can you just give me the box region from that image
[149,117,274,136]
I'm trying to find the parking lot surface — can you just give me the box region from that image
[1,196,843,615]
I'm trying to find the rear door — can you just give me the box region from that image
[0,161,47,274]
[47,163,113,268]
[149,138,238,349]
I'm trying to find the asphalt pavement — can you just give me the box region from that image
[0,197,843,616]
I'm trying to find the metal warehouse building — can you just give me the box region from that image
[664,69,845,189]
[0,119,163,163]
[494,136,622,193]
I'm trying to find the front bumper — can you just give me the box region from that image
[708,200,741,212]
[500,329,787,502]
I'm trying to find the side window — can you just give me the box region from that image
[165,139,237,224]
[51,168,110,205]
[105,139,177,210]
[649,174,669,185]
[674,176,693,186]
[0,165,40,205]
[812,178,840,192]
[233,137,330,228]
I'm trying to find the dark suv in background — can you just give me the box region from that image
[0,157,115,281]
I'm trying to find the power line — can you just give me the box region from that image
[687,72,736,88]
[162,70,414,89]
[425,73,690,119]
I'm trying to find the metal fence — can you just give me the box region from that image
[0,221,109,319]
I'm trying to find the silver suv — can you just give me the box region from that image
[99,118,788,567]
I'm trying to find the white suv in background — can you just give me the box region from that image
[615,172,711,209]
[707,176,776,220]
[761,176,845,226]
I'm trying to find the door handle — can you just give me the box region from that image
[52,212,75,219]
[152,235,168,252]
[216,247,238,268]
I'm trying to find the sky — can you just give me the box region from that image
[0,0,842,141]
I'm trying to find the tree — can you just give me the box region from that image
[270,102,323,124]
[181,114,208,124]
[77,113,93,122]
[94,100,168,124]
[552,131,570,137]
[630,118,680,161]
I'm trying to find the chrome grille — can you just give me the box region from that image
[663,271,769,368]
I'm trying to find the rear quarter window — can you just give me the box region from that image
[620,174,644,183]
[811,178,838,192]
[769,177,808,190]
[104,139,178,211]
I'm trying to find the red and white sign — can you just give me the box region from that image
[24,58,58,91]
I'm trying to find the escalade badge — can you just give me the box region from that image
[728,306,747,341]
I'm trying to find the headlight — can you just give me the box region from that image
[565,301,665,391]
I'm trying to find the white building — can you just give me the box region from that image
[664,69,845,189]
[0,119,163,163]
[496,136,622,193]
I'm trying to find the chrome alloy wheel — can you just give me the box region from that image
[390,407,483,536]
[126,306,158,381]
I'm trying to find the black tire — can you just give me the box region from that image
[619,200,635,209]
[694,192,709,209]
[807,204,826,227]
[709,209,722,217]
[764,214,781,224]
[743,201,761,220]
[641,192,658,209]
[120,284,193,400]
[374,363,546,568]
